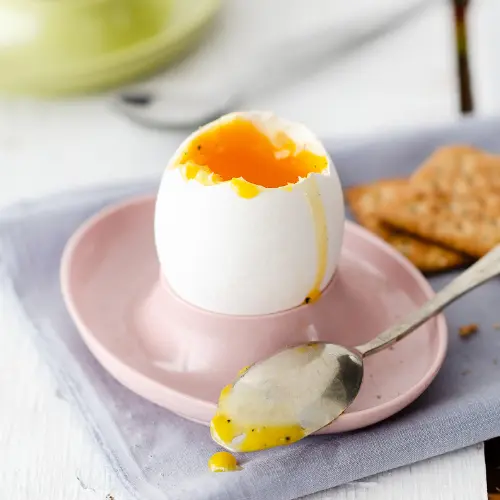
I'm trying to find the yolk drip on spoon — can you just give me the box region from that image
[211,414,305,453]
[175,116,328,198]
[210,378,305,453]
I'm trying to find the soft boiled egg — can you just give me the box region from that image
[154,111,344,316]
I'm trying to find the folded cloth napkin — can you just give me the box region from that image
[2,117,500,500]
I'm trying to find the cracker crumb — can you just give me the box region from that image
[106,495,115,500]
[494,323,500,330]
[459,323,478,337]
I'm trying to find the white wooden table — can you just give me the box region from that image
[0,1,495,498]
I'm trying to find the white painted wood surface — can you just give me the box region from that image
[0,1,492,499]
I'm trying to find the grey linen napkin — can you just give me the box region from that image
[2,117,500,500]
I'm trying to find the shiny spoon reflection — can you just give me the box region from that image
[211,245,500,452]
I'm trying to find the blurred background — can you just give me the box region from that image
[0,0,498,205]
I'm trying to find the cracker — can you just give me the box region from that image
[346,179,469,272]
[379,188,500,257]
[411,145,500,195]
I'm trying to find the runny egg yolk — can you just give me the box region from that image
[208,451,241,472]
[176,116,328,198]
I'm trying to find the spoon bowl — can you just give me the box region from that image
[211,342,363,452]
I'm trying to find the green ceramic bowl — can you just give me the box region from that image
[0,0,221,96]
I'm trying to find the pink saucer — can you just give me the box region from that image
[60,196,448,434]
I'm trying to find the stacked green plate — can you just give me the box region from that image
[0,0,221,97]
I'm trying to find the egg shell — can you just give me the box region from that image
[154,111,344,316]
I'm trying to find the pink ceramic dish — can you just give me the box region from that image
[60,196,448,434]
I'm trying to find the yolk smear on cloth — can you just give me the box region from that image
[208,451,241,472]
[175,116,328,198]
[210,379,305,453]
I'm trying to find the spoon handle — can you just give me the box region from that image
[356,245,500,357]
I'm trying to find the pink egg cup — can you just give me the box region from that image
[138,272,342,378]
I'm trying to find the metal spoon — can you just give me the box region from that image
[213,245,500,452]
[113,0,432,130]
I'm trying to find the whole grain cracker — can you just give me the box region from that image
[411,145,500,195]
[379,188,500,257]
[346,179,468,272]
